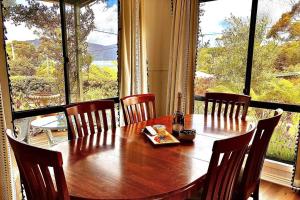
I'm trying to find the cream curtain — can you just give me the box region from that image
[0,88,14,200]
[119,0,148,98]
[0,2,15,198]
[165,0,199,115]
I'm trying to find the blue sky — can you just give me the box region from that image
[106,0,117,7]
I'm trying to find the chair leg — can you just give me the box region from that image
[253,182,260,200]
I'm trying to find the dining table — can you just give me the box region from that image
[52,114,253,199]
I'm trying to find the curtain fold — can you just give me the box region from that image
[0,2,15,198]
[0,88,14,200]
[165,0,199,115]
[119,0,148,98]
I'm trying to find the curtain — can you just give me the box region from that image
[119,0,148,98]
[0,88,14,200]
[165,0,199,115]
[0,1,15,198]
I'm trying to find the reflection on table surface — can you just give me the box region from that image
[52,114,253,199]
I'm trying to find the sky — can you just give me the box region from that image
[200,0,293,46]
[4,0,295,46]
[5,0,118,45]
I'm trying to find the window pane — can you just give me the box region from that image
[194,100,297,164]
[14,113,68,148]
[4,0,65,111]
[66,0,118,103]
[195,0,252,96]
[248,108,297,163]
[251,0,300,104]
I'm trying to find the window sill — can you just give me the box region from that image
[261,159,293,187]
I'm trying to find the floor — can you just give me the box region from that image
[260,180,300,200]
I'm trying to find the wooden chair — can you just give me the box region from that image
[204,92,251,120]
[6,129,70,200]
[235,109,283,200]
[65,100,116,139]
[200,126,255,200]
[121,94,156,125]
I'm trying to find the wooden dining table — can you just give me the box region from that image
[52,114,252,199]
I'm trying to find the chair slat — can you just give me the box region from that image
[80,113,89,135]
[74,114,83,138]
[235,103,241,118]
[87,112,95,135]
[140,103,146,121]
[95,110,102,133]
[217,101,222,116]
[102,110,108,131]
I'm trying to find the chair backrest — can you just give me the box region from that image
[6,129,69,200]
[202,126,255,200]
[121,94,156,125]
[204,92,251,120]
[239,108,283,199]
[65,100,116,139]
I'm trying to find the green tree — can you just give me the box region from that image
[4,0,95,99]
[267,1,300,40]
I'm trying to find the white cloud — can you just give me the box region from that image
[87,2,118,45]
[200,0,252,35]
[200,0,295,45]
[5,23,38,41]
[5,1,118,46]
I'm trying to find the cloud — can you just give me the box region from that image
[6,0,118,46]
[200,0,252,35]
[87,2,118,45]
[5,23,37,41]
[200,0,295,45]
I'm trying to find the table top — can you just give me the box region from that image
[52,114,252,199]
[31,114,67,130]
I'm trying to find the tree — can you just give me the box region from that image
[4,0,96,99]
[267,1,300,40]
[6,41,40,76]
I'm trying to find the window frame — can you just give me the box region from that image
[3,0,121,123]
[195,0,300,114]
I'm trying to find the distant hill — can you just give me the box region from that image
[88,43,117,61]
[27,39,117,61]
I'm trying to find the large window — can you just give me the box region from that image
[195,0,300,163]
[4,0,65,111]
[195,0,251,96]
[3,0,119,145]
[66,0,118,103]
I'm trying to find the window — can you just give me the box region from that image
[252,0,300,104]
[4,0,65,111]
[195,0,251,96]
[3,0,119,141]
[66,0,118,103]
[195,0,300,163]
